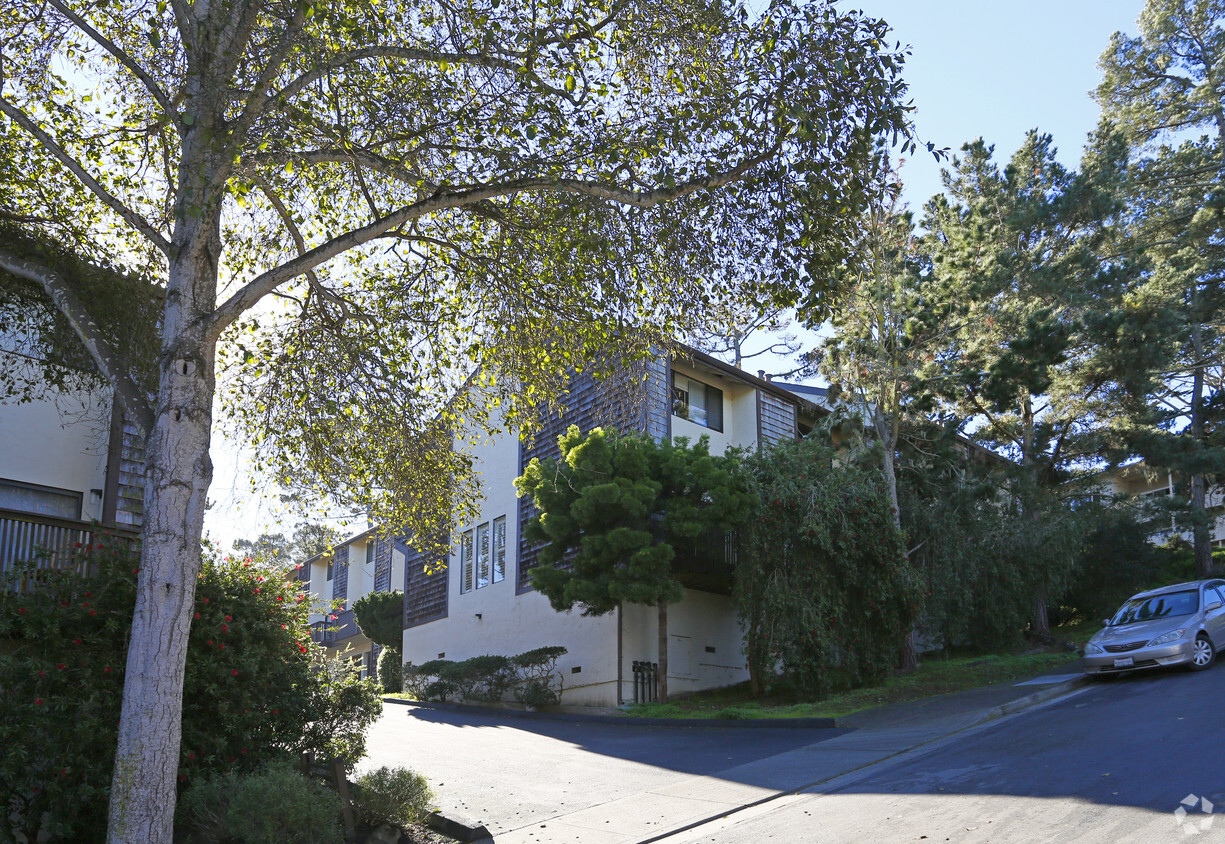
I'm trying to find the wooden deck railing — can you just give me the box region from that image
[1,508,139,591]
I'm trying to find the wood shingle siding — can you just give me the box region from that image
[514,362,666,593]
[758,390,798,446]
[400,537,448,628]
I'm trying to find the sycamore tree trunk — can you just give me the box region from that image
[657,599,669,704]
[107,134,221,842]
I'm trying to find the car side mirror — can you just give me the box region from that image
[1101,618,1112,627]
[1207,601,1223,612]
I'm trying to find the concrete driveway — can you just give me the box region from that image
[356,703,844,839]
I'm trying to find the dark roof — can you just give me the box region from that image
[774,381,829,402]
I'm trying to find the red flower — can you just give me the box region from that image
[257,576,265,582]
[188,752,196,760]
[179,774,187,782]
[231,669,239,676]
[34,698,43,706]
[17,608,26,615]
[132,568,139,575]
[225,615,232,622]
[194,612,201,620]
[84,592,91,598]
[103,666,111,673]
[202,597,209,604]
[218,643,225,650]
[37,670,46,678]
[221,624,229,633]
[272,709,279,714]
[72,639,81,645]
[254,588,260,594]
[240,748,248,754]
[89,610,97,616]
[281,624,287,630]
[207,639,214,646]
[298,645,307,653]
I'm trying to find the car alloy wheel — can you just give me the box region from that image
[1190,635,1215,671]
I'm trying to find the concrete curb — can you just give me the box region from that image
[976,675,1092,722]
[384,696,838,730]
[425,809,493,843]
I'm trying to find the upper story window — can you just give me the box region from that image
[672,373,723,432]
[459,529,475,593]
[460,516,508,593]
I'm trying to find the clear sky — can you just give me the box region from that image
[202,0,1151,549]
[855,0,1145,212]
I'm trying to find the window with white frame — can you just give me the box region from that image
[459,529,475,593]
[476,522,490,589]
[458,516,508,592]
[671,372,723,431]
[492,516,506,584]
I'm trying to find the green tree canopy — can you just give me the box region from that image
[0,0,915,833]
[1096,0,1225,577]
[733,435,919,697]
[232,523,344,572]
[352,590,405,651]
[516,425,751,701]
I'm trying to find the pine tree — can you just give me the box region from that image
[919,129,1130,636]
[1096,0,1225,576]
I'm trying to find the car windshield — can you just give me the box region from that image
[1110,590,1199,626]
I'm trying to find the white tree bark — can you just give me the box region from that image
[107,140,221,840]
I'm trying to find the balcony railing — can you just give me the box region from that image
[311,608,361,646]
[1,508,139,592]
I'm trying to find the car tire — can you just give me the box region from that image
[1189,634,1216,672]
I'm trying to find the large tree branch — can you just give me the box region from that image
[274,44,576,106]
[205,151,771,340]
[0,98,172,256]
[207,4,310,197]
[46,0,176,121]
[0,249,155,433]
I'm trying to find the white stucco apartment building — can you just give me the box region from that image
[1,355,145,574]
[379,347,824,707]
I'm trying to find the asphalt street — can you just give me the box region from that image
[663,664,1225,843]
[358,704,844,836]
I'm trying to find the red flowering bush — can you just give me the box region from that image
[0,543,381,842]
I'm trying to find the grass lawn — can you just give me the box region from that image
[624,645,1083,721]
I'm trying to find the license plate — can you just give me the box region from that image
[1113,657,1134,668]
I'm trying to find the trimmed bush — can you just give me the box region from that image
[351,766,433,828]
[441,654,514,701]
[401,661,430,699]
[408,647,567,705]
[511,646,566,706]
[378,645,404,693]
[177,758,343,844]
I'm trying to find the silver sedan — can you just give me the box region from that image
[1083,580,1225,676]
